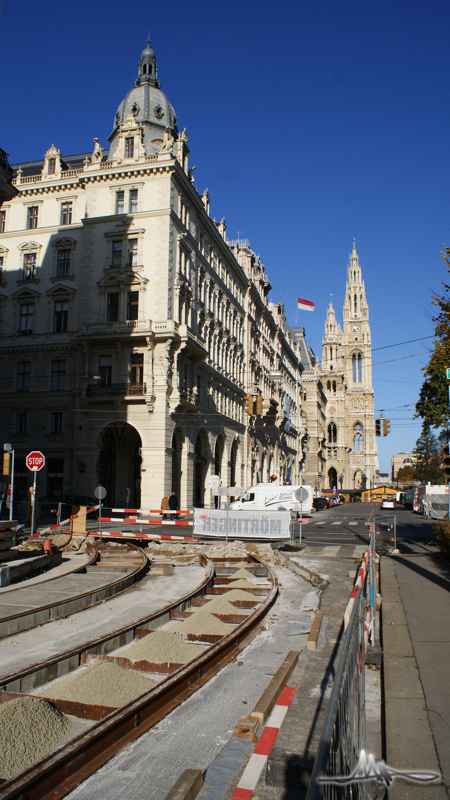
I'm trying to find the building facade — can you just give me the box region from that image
[321,241,378,491]
[0,39,308,509]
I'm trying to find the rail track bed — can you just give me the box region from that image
[0,541,148,638]
[0,555,277,800]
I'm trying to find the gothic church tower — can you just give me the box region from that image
[321,241,377,492]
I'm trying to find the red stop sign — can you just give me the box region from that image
[26,451,45,471]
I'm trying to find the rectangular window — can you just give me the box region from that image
[130,353,144,387]
[19,303,34,333]
[48,158,56,175]
[16,362,31,392]
[51,360,66,391]
[61,202,72,225]
[125,137,134,159]
[127,291,139,321]
[128,238,138,266]
[51,411,63,433]
[27,206,38,229]
[53,300,69,332]
[15,412,27,434]
[115,191,124,214]
[99,355,112,386]
[112,240,122,267]
[107,292,119,322]
[129,189,138,213]
[0,255,3,280]
[0,210,5,233]
[23,252,37,280]
[56,249,71,277]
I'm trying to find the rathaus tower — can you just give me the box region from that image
[321,241,377,492]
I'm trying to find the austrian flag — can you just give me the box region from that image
[297,297,315,312]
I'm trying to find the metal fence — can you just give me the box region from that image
[306,587,366,799]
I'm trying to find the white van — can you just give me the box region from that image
[229,483,313,516]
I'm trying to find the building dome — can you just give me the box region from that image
[108,37,178,160]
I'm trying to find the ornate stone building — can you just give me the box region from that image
[0,39,306,509]
[321,241,377,491]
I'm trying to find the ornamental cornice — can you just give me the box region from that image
[0,341,74,355]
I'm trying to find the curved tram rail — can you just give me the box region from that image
[0,555,277,800]
[0,541,149,638]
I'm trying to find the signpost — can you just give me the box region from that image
[26,451,45,534]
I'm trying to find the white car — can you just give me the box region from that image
[381,498,395,509]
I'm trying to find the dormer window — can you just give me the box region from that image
[48,158,56,175]
[125,137,134,159]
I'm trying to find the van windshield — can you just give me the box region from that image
[242,493,255,502]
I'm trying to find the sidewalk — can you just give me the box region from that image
[381,543,450,798]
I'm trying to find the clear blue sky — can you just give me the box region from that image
[2,0,449,474]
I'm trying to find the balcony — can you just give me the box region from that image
[82,319,150,336]
[87,382,147,398]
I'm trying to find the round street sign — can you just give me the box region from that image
[26,451,45,471]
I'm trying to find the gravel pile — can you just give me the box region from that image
[119,630,207,663]
[0,695,74,781]
[168,609,236,635]
[38,661,156,708]
[199,596,249,615]
[229,568,259,581]
[226,579,260,589]
[219,588,262,602]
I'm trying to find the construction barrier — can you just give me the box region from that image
[29,505,100,539]
[65,530,197,543]
[98,517,191,527]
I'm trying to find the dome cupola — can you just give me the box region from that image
[108,35,178,161]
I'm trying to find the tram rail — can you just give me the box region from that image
[0,541,149,638]
[0,555,277,800]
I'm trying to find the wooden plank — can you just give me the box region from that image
[163,768,203,800]
[233,714,260,739]
[307,610,324,651]
[250,650,299,725]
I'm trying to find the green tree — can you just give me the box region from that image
[415,245,450,429]
[413,430,444,485]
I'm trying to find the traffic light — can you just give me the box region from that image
[375,419,381,437]
[244,395,254,415]
[254,395,263,415]
[443,445,450,477]
[382,419,391,436]
[2,451,10,474]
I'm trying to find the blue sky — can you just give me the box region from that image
[2,0,449,474]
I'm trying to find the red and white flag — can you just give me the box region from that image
[297,297,315,312]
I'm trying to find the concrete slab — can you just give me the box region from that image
[382,622,414,657]
[383,656,424,699]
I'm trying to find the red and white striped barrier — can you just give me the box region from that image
[29,505,100,539]
[98,517,191,527]
[108,508,192,516]
[230,686,296,800]
[344,547,370,630]
[76,530,197,543]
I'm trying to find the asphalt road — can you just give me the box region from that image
[294,501,438,549]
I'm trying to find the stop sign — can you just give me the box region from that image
[26,451,45,471]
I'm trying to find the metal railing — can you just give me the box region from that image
[306,587,366,799]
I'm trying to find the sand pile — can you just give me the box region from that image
[119,629,207,663]
[168,609,235,636]
[37,661,156,708]
[199,596,249,615]
[0,695,74,780]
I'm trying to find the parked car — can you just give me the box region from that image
[380,498,395,509]
[313,497,329,511]
[338,495,346,504]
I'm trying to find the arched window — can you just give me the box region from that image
[327,423,337,443]
[354,294,358,315]
[332,380,337,393]
[352,353,362,383]
[353,423,363,452]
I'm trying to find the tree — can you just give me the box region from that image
[415,245,450,429]
[413,430,445,485]
[396,465,417,483]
